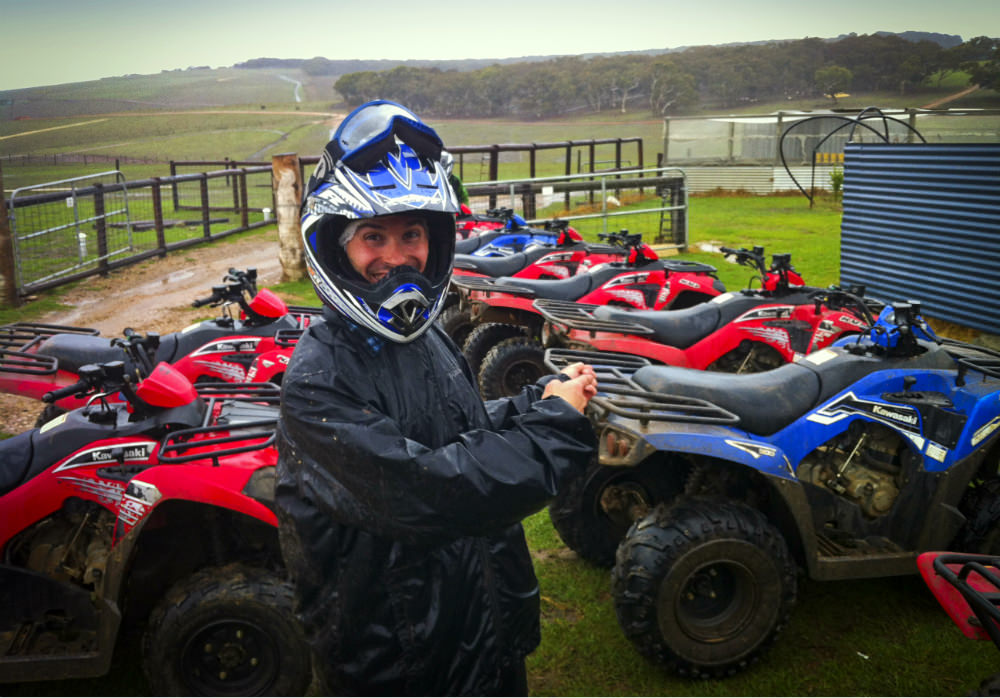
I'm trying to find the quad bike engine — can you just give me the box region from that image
[5,499,114,591]
[797,421,915,518]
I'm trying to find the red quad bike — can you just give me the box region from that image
[918,551,1000,695]
[453,218,619,282]
[0,359,311,695]
[527,247,874,386]
[455,205,520,241]
[448,231,728,397]
[0,268,316,422]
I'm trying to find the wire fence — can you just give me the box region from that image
[2,166,274,297]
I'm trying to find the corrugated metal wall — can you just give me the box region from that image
[839,143,1000,333]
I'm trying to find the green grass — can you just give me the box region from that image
[522,511,997,696]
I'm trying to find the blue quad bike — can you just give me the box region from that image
[544,300,1000,678]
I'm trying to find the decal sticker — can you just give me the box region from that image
[118,480,163,531]
[678,277,702,289]
[656,283,672,305]
[191,337,263,356]
[56,475,125,506]
[605,273,649,288]
[55,441,157,472]
[973,417,1000,447]
[925,442,948,462]
[803,348,838,365]
[39,412,69,433]
[740,325,791,349]
[807,392,922,433]
[193,360,247,382]
[735,305,795,322]
[606,289,646,307]
[725,440,777,459]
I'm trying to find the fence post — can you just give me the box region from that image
[0,163,19,305]
[170,161,179,210]
[199,175,211,238]
[93,183,109,276]
[272,153,306,282]
[151,177,167,256]
[239,169,249,229]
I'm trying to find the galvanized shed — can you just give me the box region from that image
[839,143,1000,333]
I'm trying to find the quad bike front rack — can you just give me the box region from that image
[158,382,281,465]
[544,347,739,427]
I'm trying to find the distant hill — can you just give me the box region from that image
[0,31,972,120]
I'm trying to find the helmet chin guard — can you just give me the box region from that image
[300,103,459,343]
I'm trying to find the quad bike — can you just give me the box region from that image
[0,357,311,694]
[918,551,1000,695]
[544,300,1000,678]
[455,205,527,241]
[448,231,726,395]
[521,252,872,393]
[0,268,313,419]
[471,245,817,400]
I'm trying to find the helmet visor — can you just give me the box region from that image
[335,101,444,172]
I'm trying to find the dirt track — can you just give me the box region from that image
[0,230,286,434]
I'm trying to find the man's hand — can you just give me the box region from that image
[542,362,598,413]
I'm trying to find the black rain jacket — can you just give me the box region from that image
[275,308,596,696]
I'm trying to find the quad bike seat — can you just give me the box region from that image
[0,429,36,497]
[37,334,128,374]
[493,264,631,301]
[631,340,956,436]
[593,294,768,349]
[454,246,550,277]
[634,361,821,435]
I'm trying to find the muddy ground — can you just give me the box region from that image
[0,230,293,434]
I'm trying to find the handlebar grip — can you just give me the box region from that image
[191,296,215,308]
[43,379,90,403]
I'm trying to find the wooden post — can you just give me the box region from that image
[272,153,306,282]
[151,177,167,256]
[94,184,109,276]
[0,163,19,305]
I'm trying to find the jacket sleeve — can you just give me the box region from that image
[279,351,595,546]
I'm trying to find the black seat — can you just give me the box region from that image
[36,334,124,373]
[633,361,822,435]
[593,303,723,349]
[0,429,36,497]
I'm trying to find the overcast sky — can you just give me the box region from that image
[1,0,996,91]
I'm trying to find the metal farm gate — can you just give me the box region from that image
[839,143,1000,333]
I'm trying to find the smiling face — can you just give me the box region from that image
[343,213,430,284]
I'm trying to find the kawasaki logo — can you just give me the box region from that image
[872,405,918,425]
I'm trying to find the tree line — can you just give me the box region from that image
[330,34,999,119]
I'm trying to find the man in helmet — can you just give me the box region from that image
[275,100,598,695]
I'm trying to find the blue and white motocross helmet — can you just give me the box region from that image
[300,100,460,343]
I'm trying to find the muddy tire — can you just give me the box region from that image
[613,497,797,678]
[549,458,679,568]
[143,563,310,696]
[438,305,476,349]
[479,337,547,399]
[461,323,526,379]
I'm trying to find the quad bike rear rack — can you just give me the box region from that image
[533,298,654,335]
[274,328,304,348]
[0,323,101,375]
[544,348,739,427]
[0,322,100,352]
[451,276,538,298]
[158,382,281,465]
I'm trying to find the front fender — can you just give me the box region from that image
[115,459,277,544]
